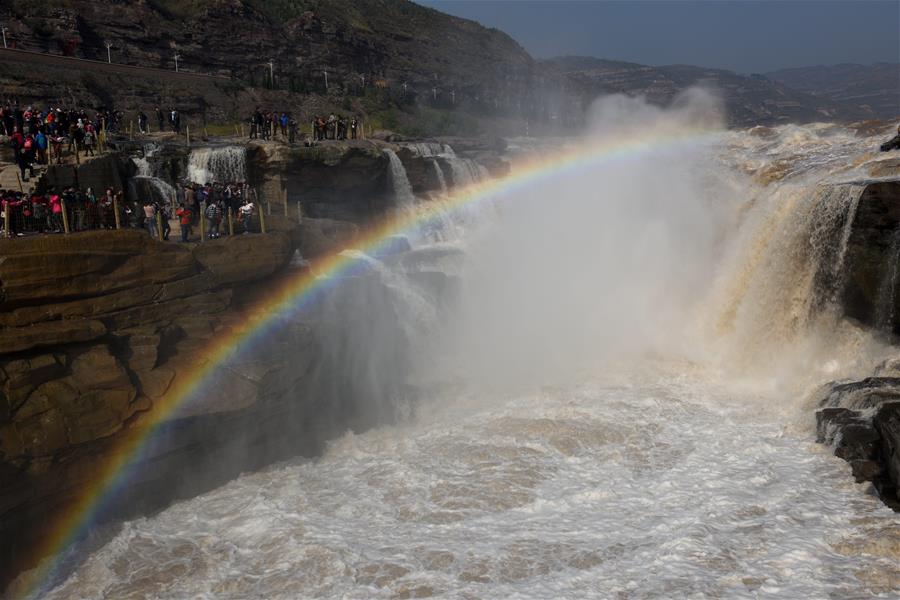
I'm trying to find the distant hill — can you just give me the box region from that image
[545,56,836,127]
[0,0,572,135]
[766,63,900,121]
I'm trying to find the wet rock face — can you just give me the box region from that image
[247,142,392,223]
[840,181,900,334]
[0,228,301,587]
[817,377,900,509]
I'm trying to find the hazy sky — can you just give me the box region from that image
[416,1,900,73]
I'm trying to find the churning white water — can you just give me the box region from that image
[42,93,900,598]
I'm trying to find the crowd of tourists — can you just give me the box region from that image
[2,102,121,180]
[248,108,360,143]
[0,187,123,236]
[249,109,299,142]
[1,181,259,241]
[311,113,359,141]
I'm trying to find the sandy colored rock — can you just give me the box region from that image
[103,290,232,330]
[15,380,79,422]
[135,367,176,400]
[2,354,65,413]
[70,345,131,391]
[192,232,293,285]
[63,389,137,445]
[16,408,68,457]
[0,320,107,356]
[0,230,198,308]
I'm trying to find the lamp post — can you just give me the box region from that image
[1,27,7,49]
[105,41,112,64]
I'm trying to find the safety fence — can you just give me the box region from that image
[1,191,303,242]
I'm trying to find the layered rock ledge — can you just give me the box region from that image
[0,229,304,586]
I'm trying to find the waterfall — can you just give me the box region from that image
[384,149,415,208]
[187,146,247,184]
[715,181,866,355]
[130,177,175,207]
[130,143,175,205]
[445,157,487,188]
[431,161,448,195]
[874,226,900,333]
[403,142,447,158]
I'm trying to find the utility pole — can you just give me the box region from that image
[105,41,112,64]
[1,27,7,50]
[268,59,274,88]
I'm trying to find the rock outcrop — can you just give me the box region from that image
[816,375,900,509]
[0,229,299,587]
[247,141,393,222]
[841,181,900,334]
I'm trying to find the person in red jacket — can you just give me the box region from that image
[176,203,192,242]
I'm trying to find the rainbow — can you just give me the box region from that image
[18,126,718,598]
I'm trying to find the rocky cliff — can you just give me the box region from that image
[841,181,900,334]
[0,230,308,586]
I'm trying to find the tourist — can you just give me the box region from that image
[239,198,254,234]
[288,117,298,144]
[155,107,164,132]
[18,134,35,181]
[83,123,96,157]
[35,129,48,164]
[350,116,358,139]
[205,200,222,238]
[49,189,63,233]
[138,111,148,134]
[176,203,192,242]
[143,201,156,237]
[158,201,172,240]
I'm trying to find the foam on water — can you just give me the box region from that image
[41,371,899,599]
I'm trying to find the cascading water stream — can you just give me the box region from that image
[130,143,175,205]
[383,149,415,209]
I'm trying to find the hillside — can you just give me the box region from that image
[0,0,571,135]
[766,63,900,121]
[545,56,837,127]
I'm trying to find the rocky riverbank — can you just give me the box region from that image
[814,179,900,510]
